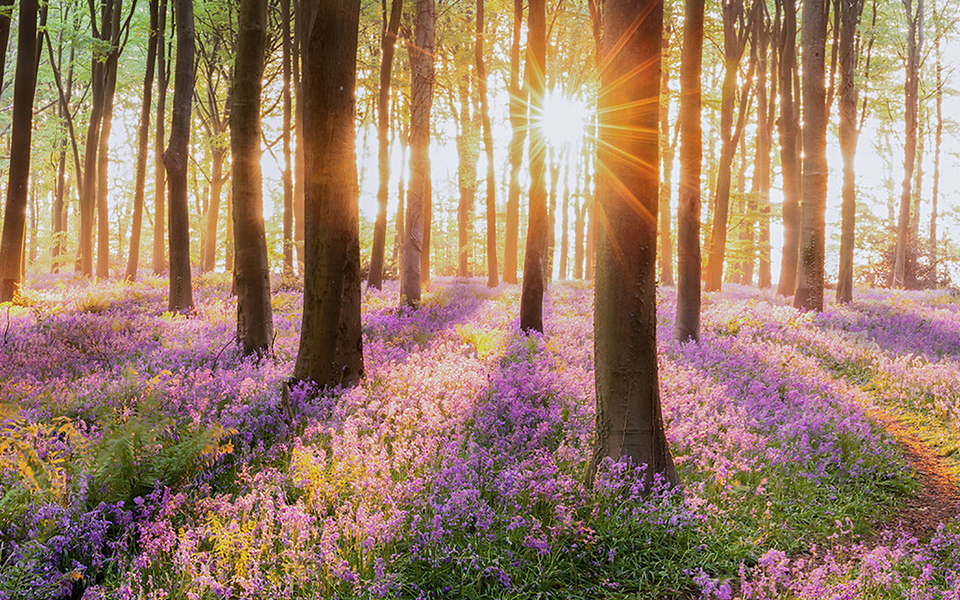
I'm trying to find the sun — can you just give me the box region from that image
[538,90,590,150]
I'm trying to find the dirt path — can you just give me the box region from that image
[869,407,960,539]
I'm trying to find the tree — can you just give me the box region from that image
[893,0,922,287]
[775,0,801,296]
[232,0,273,355]
[126,0,161,282]
[294,0,364,386]
[477,0,497,287]
[153,0,170,274]
[658,21,675,287]
[282,0,295,277]
[675,0,704,342]
[400,0,435,307]
[503,0,525,284]
[590,0,678,488]
[835,0,867,303]
[0,0,40,302]
[519,0,547,333]
[367,0,403,289]
[165,0,197,312]
[793,0,828,311]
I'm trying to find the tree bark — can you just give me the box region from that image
[559,151,570,279]
[201,147,225,271]
[368,0,403,289]
[758,5,778,289]
[233,0,273,355]
[659,26,675,286]
[519,0,548,333]
[930,0,941,273]
[503,0,526,284]
[675,0,704,342]
[282,0,295,276]
[0,0,40,302]
[294,0,365,387]
[294,0,305,270]
[477,0,497,287]
[893,0,922,288]
[96,0,122,279]
[126,0,160,281]
[456,72,478,278]
[776,0,801,296]
[164,0,196,312]
[153,0,169,274]
[793,0,828,311]
[590,0,677,489]
[400,0,435,307]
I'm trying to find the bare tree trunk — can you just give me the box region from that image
[0,0,40,302]
[456,73,478,278]
[52,19,77,274]
[776,0,801,296]
[503,0,525,284]
[659,26,675,286]
[477,0,497,287]
[126,0,160,281]
[519,0,548,333]
[294,0,364,386]
[96,0,122,279]
[559,151,570,279]
[153,0,169,274]
[893,0,922,288]
[793,0,828,311]
[281,0,294,276]
[675,0,704,342]
[164,0,195,312]
[0,0,15,93]
[585,128,596,281]
[836,0,865,303]
[590,0,677,489]
[930,0,941,274]
[758,5,778,289]
[233,0,273,355]
[201,148,225,271]
[546,146,559,280]
[293,0,305,271]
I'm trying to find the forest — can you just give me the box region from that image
[3,0,960,596]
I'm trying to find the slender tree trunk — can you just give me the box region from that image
[590,0,677,489]
[659,28,675,286]
[0,0,15,93]
[225,185,235,272]
[504,0,526,284]
[392,107,408,270]
[96,0,122,278]
[52,25,77,274]
[294,0,364,386]
[836,0,864,303]
[368,0,403,289]
[585,127,597,280]
[893,0,922,288]
[776,0,801,296]
[758,7,778,289]
[80,8,108,277]
[930,0,941,273]
[547,146,559,280]
[519,0,548,333]
[202,148,224,271]
[559,152,570,279]
[675,0,704,342]
[164,0,196,312]
[281,0,294,276]
[400,0,435,306]
[126,0,160,281]
[153,0,169,274]
[477,0,497,287]
[233,0,273,355]
[293,0,305,270]
[911,102,925,243]
[0,0,40,302]
[793,0,828,311]
[456,73,477,278]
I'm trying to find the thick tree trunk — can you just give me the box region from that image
[836,0,864,303]
[0,0,40,302]
[503,0,525,284]
[519,0,548,333]
[659,30,675,286]
[232,0,273,355]
[477,0,497,287]
[400,0,435,307]
[282,0,294,276]
[590,0,677,489]
[793,0,828,311]
[893,0,922,288]
[164,0,196,312]
[126,0,160,282]
[153,0,169,274]
[675,0,704,342]
[368,0,403,289]
[776,0,801,296]
[294,0,364,386]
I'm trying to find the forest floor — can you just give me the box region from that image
[4,274,960,598]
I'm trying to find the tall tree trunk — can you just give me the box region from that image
[96,0,122,279]
[202,148,225,271]
[294,0,364,386]
[675,0,704,342]
[392,104,408,270]
[559,151,570,279]
[477,0,497,287]
[164,0,196,312]
[368,0,403,289]
[930,0,941,273]
[52,22,77,274]
[911,102,925,243]
[758,6,778,289]
[836,0,865,303]
[546,146,559,280]
[153,0,169,274]
[126,0,160,281]
[519,0,547,333]
[400,0,435,307]
[893,0,922,288]
[0,0,15,93]
[793,0,828,311]
[225,184,235,272]
[585,126,596,280]
[776,0,801,296]
[590,0,677,489]
[0,0,40,302]
[233,0,273,355]
[281,0,294,276]
[293,0,305,271]
[659,26,675,286]
[503,0,526,284]
[456,73,477,278]
[80,7,108,277]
